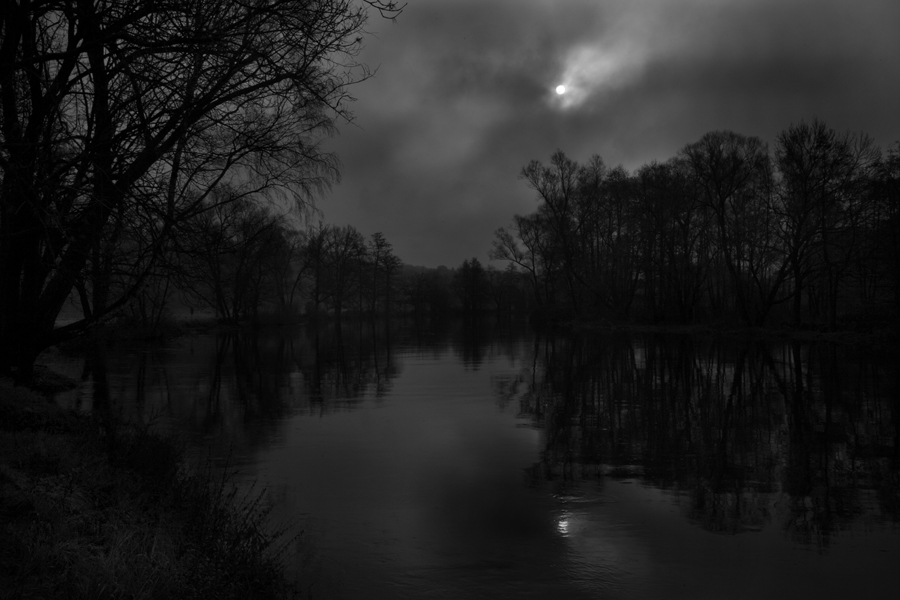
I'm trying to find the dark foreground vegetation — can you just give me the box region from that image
[0,379,302,600]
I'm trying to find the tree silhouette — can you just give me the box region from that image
[681,131,785,325]
[494,126,898,330]
[0,0,402,380]
[775,120,880,329]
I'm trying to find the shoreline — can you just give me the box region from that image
[556,317,899,345]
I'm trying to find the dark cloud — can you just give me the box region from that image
[320,0,900,267]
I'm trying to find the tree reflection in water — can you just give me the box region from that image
[507,333,900,548]
[65,320,409,453]
[60,322,898,552]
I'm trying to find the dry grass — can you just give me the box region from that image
[0,380,304,600]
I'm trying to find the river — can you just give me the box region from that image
[46,318,900,599]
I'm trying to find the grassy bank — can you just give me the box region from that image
[0,379,303,600]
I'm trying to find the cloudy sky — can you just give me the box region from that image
[319,0,900,268]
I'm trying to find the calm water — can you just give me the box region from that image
[48,319,900,599]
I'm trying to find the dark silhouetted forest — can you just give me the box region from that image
[493,121,900,330]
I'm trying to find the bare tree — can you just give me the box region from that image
[519,151,584,314]
[0,0,402,380]
[367,232,400,314]
[270,225,311,320]
[873,143,900,318]
[681,131,787,325]
[176,195,286,323]
[302,222,337,317]
[636,159,714,322]
[453,257,489,315]
[327,224,367,320]
[775,119,880,328]
[491,212,559,309]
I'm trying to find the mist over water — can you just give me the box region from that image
[48,319,900,599]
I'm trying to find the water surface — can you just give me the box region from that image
[48,320,900,599]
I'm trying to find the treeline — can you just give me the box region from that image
[492,120,900,330]
[120,204,525,327]
[399,259,526,320]
[125,205,407,326]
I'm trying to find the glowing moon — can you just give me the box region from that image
[555,85,566,95]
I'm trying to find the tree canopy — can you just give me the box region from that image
[0,0,402,379]
[494,120,898,329]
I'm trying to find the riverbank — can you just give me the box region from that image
[560,316,899,345]
[0,378,303,599]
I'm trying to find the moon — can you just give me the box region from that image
[555,85,566,95]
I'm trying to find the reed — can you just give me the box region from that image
[0,381,304,600]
